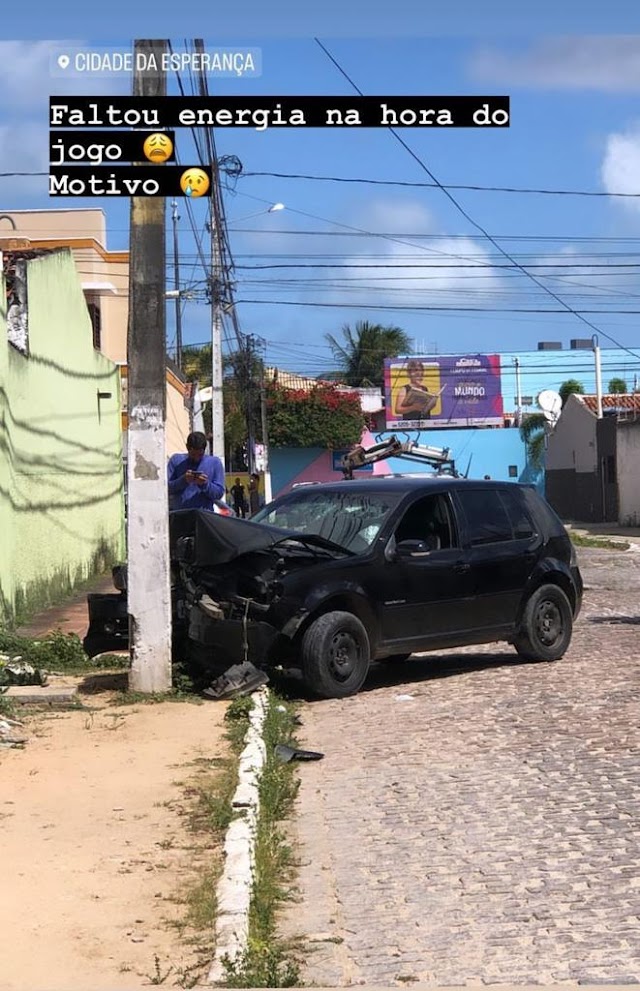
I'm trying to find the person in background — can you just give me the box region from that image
[230,477,247,518]
[248,473,261,516]
[167,431,224,511]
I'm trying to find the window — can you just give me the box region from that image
[394,494,455,550]
[456,488,513,545]
[86,295,102,350]
[254,490,401,552]
[499,486,536,539]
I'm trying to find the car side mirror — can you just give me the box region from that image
[396,539,432,558]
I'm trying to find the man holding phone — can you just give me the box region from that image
[167,431,225,511]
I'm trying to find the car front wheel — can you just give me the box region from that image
[301,611,371,699]
[514,583,573,662]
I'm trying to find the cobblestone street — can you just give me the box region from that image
[281,546,640,986]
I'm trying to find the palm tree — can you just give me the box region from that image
[325,320,412,387]
[520,412,547,470]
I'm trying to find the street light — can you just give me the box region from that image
[229,203,286,225]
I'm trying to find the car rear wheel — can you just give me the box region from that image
[301,611,371,699]
[514,584,573,662]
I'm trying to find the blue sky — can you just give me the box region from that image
[3,1,640,384]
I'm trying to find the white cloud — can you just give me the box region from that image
[527,245,640,304]
[601,124,640,212]
[469,36,640,91]
[331,200,502,306]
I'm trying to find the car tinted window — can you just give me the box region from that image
[522,487,566,538]
[395,494,456,549]
[499,486,537,538]
[456,488,513,545]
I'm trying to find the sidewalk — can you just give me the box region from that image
[15,573,115,640]
[565,521,640,545]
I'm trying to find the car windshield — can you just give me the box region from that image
[253,489,401,552]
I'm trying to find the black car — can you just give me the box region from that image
[84,478,583,699]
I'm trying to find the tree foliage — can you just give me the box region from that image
[267,385,364,448]
[179,343,263,458]
[608,377,627,394]
[325,320,412,387]
[559,379,585,406]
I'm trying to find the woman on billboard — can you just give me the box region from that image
[394,358,443,420]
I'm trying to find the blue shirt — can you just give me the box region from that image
[167,452,225,511]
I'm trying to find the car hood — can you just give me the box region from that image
[169,508,349,566]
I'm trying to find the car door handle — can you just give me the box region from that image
[453,562,471,574]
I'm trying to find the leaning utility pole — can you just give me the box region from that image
[126,39,172,692]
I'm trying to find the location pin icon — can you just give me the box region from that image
[57,55,70,69]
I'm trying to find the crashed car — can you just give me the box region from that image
[84,477,583,699]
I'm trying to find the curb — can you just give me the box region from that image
[207,686,269,984]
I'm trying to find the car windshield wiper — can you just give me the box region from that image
[273,534,355,557]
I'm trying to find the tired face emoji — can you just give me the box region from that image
[142,132,173,163]
[179,168,210,198]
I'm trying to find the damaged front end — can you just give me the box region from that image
[83,509,330,673]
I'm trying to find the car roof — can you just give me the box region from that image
[282,477,530,496]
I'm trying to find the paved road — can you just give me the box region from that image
[280,546,640,986]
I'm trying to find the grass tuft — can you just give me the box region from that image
[570,533,631,551]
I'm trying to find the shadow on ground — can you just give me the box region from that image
[78,671,129,695]
[589,615,640,625]
[269,648,544,703]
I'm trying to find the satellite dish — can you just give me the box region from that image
[537,389,562,423]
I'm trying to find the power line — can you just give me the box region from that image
[237,298,640,314]
[314,37,640,363]
[241,170,640,200]
[232,262,640,270]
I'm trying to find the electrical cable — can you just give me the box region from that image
[313,37,640,363]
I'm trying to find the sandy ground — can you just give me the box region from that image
[0,676,231,991]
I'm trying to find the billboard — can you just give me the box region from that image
[384,354,503,429]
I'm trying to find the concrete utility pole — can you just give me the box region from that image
[210,207,225,467]
[127,38,172,693]
[514,356,522,426]
[593,335,603,419]
[260,359,273,503]
[171,199,182,368]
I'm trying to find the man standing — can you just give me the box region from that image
[248,473,261,516]
[167,431,225,511]
[230,477,247,518]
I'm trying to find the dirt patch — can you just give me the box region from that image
[0,680,231,990]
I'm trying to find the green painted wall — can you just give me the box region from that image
[0,248,125,626]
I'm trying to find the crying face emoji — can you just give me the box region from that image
[142,132,173,163]
[179,168,210,198]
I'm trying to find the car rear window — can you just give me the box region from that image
[499,486,537,539]
[522,487,566,538]
[456,488,514,545]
